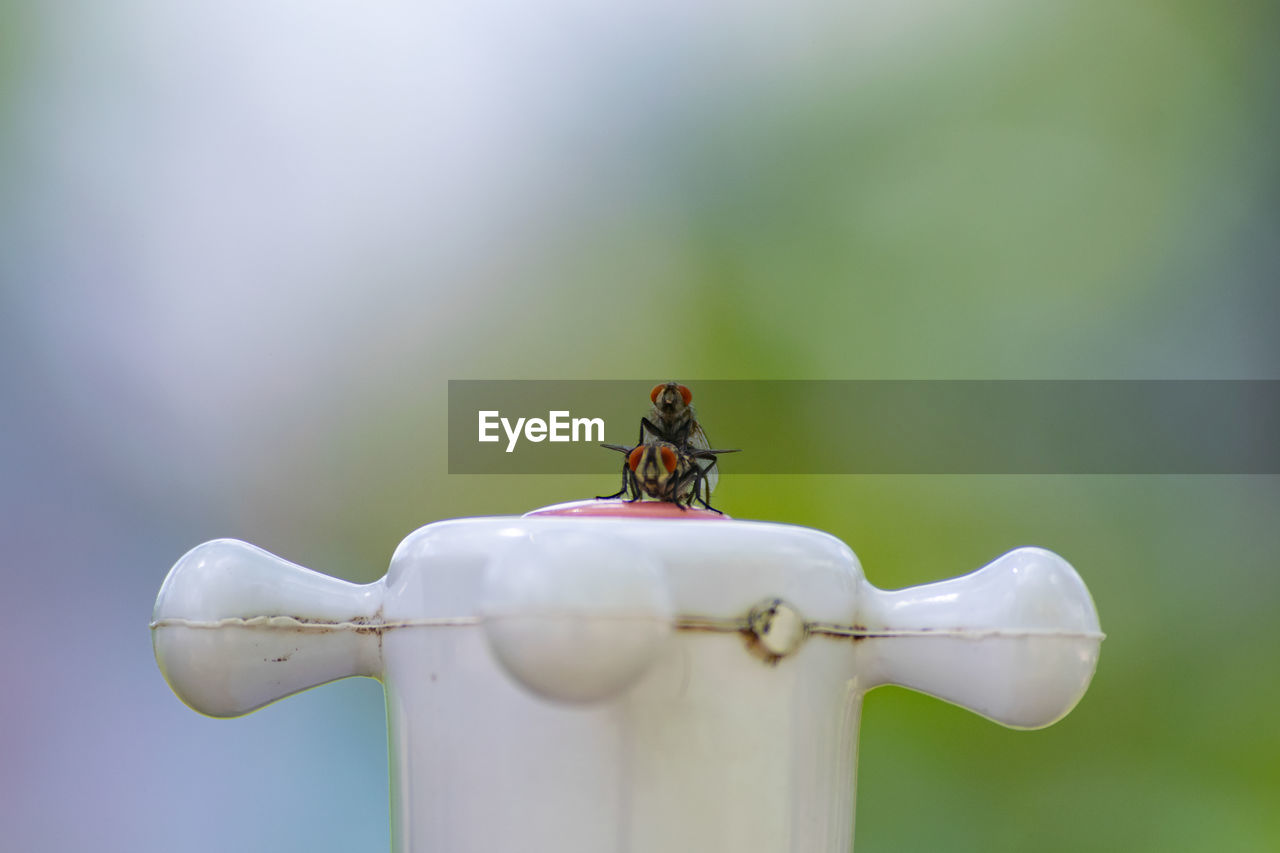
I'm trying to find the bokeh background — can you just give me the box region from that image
[2,1,1277,850]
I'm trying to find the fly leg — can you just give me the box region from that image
[598,443,639,501]
[624,466,643,502]
[692,488,722,515]
[689,467,723,514]
[673,466,707,511]
[596,462,630,501]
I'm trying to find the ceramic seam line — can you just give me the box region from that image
[150,615,1103,640]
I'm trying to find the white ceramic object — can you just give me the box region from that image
[152,508,1103,853]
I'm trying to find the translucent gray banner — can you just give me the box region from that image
[448,380,1280,474]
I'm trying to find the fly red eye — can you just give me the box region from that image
[628,446,645,471]
[659,446,678,473]
[650,384,664,403]
[676,385,692,405]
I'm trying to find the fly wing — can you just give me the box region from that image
[687,421,718,494]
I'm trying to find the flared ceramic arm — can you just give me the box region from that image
[151,539,384,717]
[855,548,1103,728]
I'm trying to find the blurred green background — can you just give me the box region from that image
[1,1,1276,850]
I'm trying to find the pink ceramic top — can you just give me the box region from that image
[524,499,730,520]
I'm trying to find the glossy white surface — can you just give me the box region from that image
[152,539,381,717]
[480,527,674,702]
[151,516,1102,851]
[856,547,1102,728]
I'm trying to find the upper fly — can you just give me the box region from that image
[638,382,730,494]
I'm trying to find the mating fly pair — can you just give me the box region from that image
[599,382,739,513]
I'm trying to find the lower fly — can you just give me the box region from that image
[598,440,736,514]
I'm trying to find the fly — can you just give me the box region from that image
[637,382,734,494]
[597,439,736,514]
